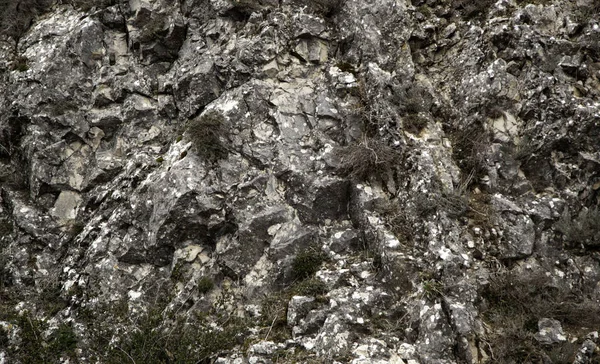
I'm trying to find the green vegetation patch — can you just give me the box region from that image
[291,248,326,281]
[186,110,229,161]
[3,312,78,363]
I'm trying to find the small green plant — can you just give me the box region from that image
[186,110,229,161]
[170,261,186,281]
[155,156,164,163]
[292,277,328,297]
[417,4,432,17]
[291,248,325,281]
[69,221,85,236]
[48,323,78,357]
[421,279,444,300]
[198,276,214,294]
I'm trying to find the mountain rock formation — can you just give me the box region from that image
[0,0,600,362]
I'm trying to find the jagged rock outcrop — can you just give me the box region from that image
[1,0,600,363]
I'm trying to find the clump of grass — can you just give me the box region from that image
[335,138,402,181]
[82,292,248,363]
[197,276,214,294]
[292,277,328,297]
[105,308,247,363]
[555,207,600,249]
[260,292,292,342]
[6,312,78,363]
[291,248,325,281]
[439,188,470,218]
[186,110,229,161]
[421,279,444,300]
[480,269,600,363]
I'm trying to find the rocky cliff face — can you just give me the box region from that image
[1,0,600,362]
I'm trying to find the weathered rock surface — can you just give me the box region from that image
[1,0,600,363]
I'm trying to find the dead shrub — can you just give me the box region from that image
[448,120,491,188]
[336,138,402,181]
[380,203,414,245]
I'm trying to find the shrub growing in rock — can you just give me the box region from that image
[186,110,229,161]
[291,247,325,281]
[197,276,215,294]
[293,277,328,297]
[336,138,402,181]
[403,113,428,135]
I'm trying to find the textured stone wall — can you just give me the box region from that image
[0,0,599,362]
